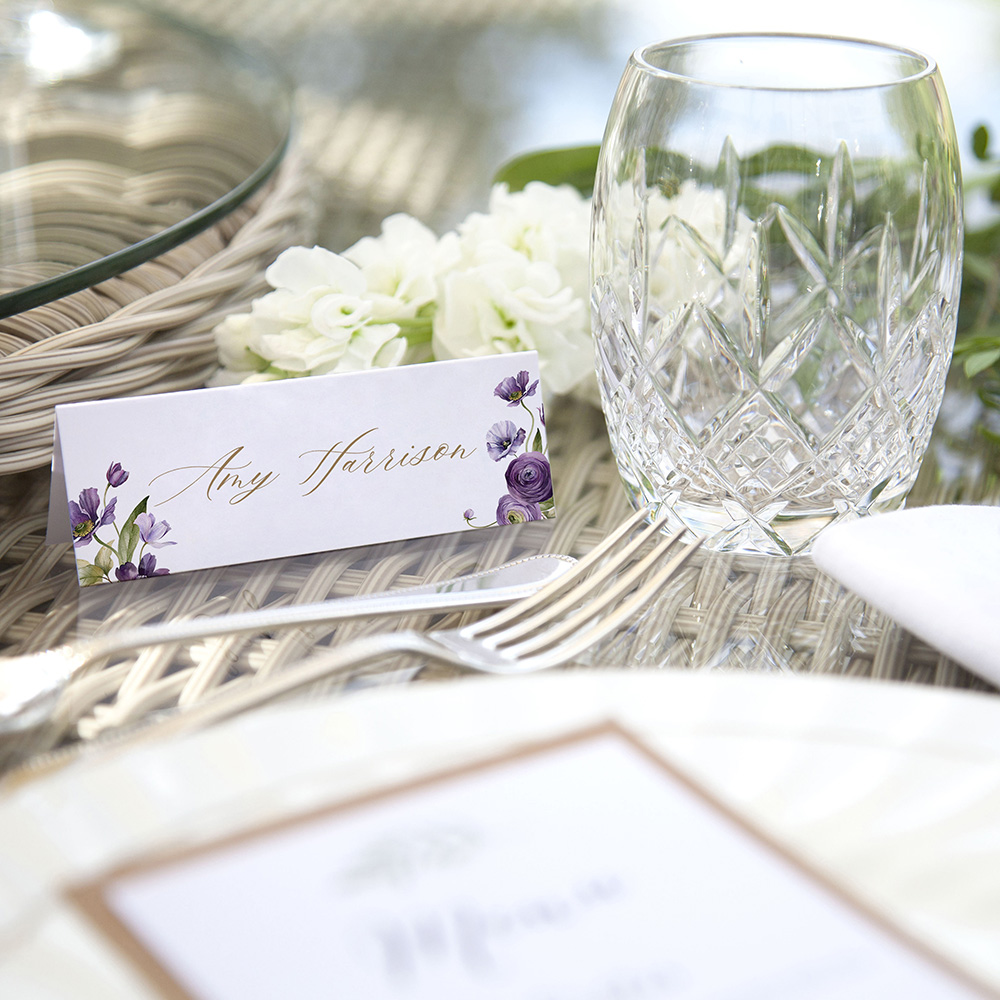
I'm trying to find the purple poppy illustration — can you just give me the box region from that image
[505,451,553,505]
[69,488,117,547]
[106,461,129,487]
[496,494,542,524]
[494,370,539,407]
[486,420,526,461]
[136,512,176,548]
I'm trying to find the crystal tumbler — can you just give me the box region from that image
[591,34,963,554]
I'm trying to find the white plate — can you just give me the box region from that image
[1,670,999,998]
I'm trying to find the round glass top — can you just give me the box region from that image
[0,0,294,319]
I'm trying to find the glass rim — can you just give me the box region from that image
[632,32,937,92]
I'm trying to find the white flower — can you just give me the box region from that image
[432,241,591,396]
[459,182,591,302]
[343,214,458,322]
[430,182,596,397]
[212,182,603,400]
[212,245,407,383]
[631,179,751,309]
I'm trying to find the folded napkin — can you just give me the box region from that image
[811,505,1000,688]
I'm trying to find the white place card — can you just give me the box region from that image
[68,724,997,1000]
[46,353,553,585]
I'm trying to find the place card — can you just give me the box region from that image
[46,352,553,585]
[67,724,997,1000]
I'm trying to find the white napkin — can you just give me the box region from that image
[811,505,1000,688]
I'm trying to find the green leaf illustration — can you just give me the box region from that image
[77,560,106,587]
[118,496,149,565]
[532,430,544,454]
[94,546,114,575]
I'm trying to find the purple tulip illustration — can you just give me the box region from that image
[486,420,526,461]
[494,370,539,407]
[136,512,175,548]
[69,488,117,547]
[505,451,553,505]
[73,461,179,585]
[496,493,542,524]
[106,461,129,487]
[139,553,170,577]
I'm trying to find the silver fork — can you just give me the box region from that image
[168,509,701,735]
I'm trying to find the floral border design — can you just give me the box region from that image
[464,370,555,527]
[70,462,176,585]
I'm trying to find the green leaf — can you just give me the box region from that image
[118,524,140,566]
[964,349,1000,378]
[77,560,106,587]
[973,124,991,162]
[531,430,544,454]
[118,496,149,564]
[493,145,601,195]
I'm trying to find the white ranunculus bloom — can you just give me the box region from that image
[432,241,591,396]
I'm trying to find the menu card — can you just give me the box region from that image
[68,724,996,999]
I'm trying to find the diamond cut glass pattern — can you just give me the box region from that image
[592,35,963,553]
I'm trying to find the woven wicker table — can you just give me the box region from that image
[1,0,998,779]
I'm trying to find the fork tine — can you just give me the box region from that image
[500,526,689,657]
[466,505,655,638]
[506,536,702,669]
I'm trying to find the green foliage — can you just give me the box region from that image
[493,145,601,195]
[953,123,1000,391]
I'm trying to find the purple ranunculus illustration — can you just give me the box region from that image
[504,451,553,505]
[494,370,539,407]
[106,461,129,487]
[139,553,170,577]
[496,493,542,524]
[463,508,475,521]
[69,488,117,547]
[136,512,176,548]
[486,420,526,461]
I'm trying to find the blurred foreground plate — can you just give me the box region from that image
[0,670,999,996]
